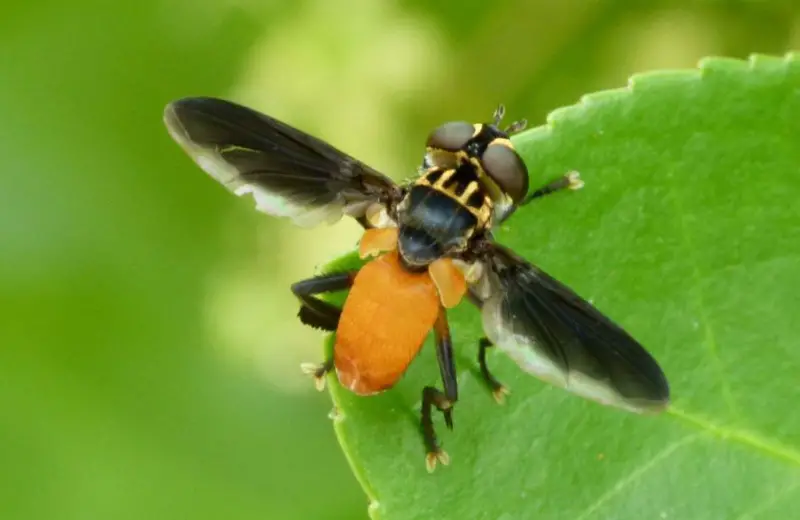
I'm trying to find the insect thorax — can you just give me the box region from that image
[394,163,493,268]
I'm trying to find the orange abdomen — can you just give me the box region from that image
[334,250,440,395]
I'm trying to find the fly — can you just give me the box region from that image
[163,97,670,472]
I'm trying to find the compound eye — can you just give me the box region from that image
[482,141,529,203]
[426,121,475,151]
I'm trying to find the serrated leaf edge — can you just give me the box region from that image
[513,51,799,149]
[321,51,800,520]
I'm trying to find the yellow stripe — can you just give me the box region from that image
[433,168,455,190]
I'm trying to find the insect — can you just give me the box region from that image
[163,97,670,472]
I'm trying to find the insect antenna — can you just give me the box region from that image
[492,104,506,126]
[504,118,527,134]
[491,103,527,134]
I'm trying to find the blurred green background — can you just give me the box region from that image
[1,1,797,519]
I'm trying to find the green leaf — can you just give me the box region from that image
[319,53,800,519]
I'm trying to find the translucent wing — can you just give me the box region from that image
[164,97,399,227]
[478,244,670,413]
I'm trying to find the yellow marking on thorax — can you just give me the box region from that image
[415,167,494,228]
[457,181,481,205]
[432,169,456,190]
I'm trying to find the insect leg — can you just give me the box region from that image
[292,271,358,390]
[497,171,583,224]
[421,308,458,472]
[524,170,584,203]
[291,272,357,331]
[478,337,510,404]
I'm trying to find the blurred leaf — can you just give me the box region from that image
[320,53,800,519]
[0,3,365,520]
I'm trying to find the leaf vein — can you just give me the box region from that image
[668,407,800,468]
[732,478,800,520]
[667,179,741,419]
[573,434,700,520]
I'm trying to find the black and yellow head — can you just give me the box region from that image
[424,105,529,205]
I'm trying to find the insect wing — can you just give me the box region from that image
[164,97,398,227]
[479,244,669,413]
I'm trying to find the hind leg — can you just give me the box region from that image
[291,272,357,390]
[421,307,459,472]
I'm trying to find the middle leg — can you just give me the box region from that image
[478,337,510,404]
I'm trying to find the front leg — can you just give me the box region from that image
[496,171,583,225]
[421,306,458,472]
[291,271,358,390]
